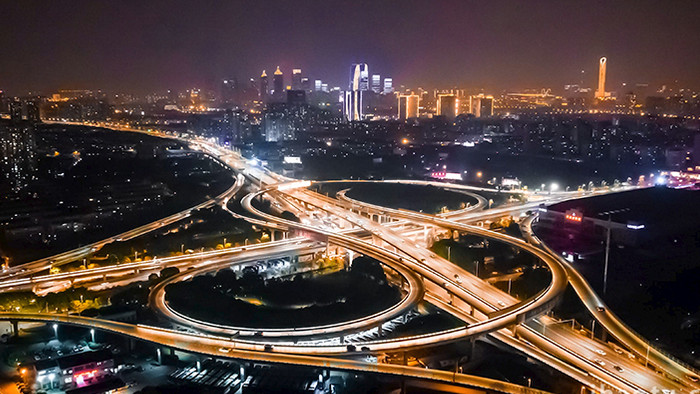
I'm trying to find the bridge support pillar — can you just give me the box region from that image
[10,321,18,336]
[169,348,175,356]
[377,323,383,337]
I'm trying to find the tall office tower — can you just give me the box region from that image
[344,63,369,121]
[436,94,458,119]
[398,94,419,120]
[292,69,302,90]
[273,66,284,96]
[469,94,494,117]
[314,80,323,92]
[371,74,381,93]
[259,70,269,100]
[383,78,394,94]
[595,57,607,99]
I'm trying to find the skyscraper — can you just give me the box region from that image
[221,78,238,107]
[292,69,302,90]
[383,78,394,94]
[314,80,323,92]
[259,70,268,101]
[595,57,607,99]
[436,94,458,119]
[344,63,369,121]
[273,66,284,97]
[371,74,381,93]
[398,94,419,119]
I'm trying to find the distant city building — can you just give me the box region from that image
[469,94,494,117]
[263,102,308,142]
[292,68,302,90]
[273,66,284,98]
[398,94,419,119]
[9,100,22,123]
[344,63,369,121]
[286,90,306,105]
[25,101,40,123]
[314,80,322,92]
[0,122,37,197]
[371,74,381,93]
[259,70,269,100]
[383,78,394,94]
[221,78,238,107]
[300,77,311,92]
[436,94,458,119]
[595,57,608,99]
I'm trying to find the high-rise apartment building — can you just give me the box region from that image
[436,94,458,119]
[469,94,494,117]
[398,94,419,119]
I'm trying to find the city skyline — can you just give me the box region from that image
[1,0,700,95]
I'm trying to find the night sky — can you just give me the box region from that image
[1,0,699,95]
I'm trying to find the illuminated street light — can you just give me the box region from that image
[52,323,58,338]
[550,183,559,192]
[90,328,95,343]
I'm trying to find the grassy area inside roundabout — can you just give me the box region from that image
[164,256,403,329]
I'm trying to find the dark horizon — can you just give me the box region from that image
[1,0,700,95]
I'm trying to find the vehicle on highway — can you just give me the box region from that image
[687,374,699,382]
[593,359,606,366]
[614,365,624,373]
[596,306,605,312]
[593,349,607,356]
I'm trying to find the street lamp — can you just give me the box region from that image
[90,328,95,343]
[52,323,58,338]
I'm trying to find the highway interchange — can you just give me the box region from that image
[1,121,698,393]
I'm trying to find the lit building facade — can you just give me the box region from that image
[398,94,419,119]
[436,94,458,119]
[344,63,369,121]
[469,94,494,117]
[259,70,268,100]
[291,69,302,90]
[383,78,393,94]
[595,57,607,99]
[371,74,381,93]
